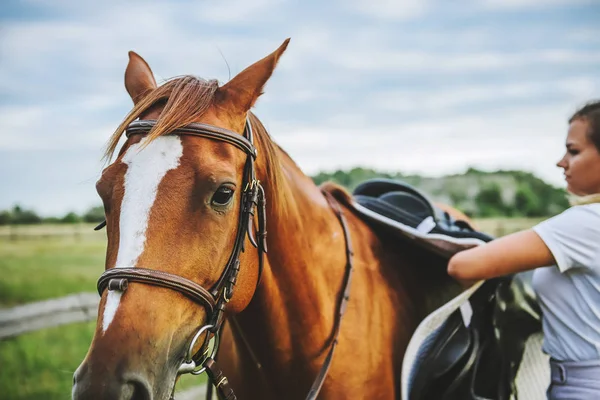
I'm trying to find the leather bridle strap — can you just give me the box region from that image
[97,268,216,314]
[305,190,355,400]
[205,358,237,400]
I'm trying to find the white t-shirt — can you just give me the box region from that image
[532,203,600,361]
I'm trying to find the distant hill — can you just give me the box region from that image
[312,167,569,218]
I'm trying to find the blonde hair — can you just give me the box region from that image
[569,193,600,206]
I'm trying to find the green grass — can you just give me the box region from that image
[0,322,96,400]
[0,226,204,399]
[0,223,101,238]
[0,234,106,306]
[0,321,205,400]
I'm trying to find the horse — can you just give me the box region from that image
[73,39,460,400]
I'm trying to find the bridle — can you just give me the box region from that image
[95,117,354,400]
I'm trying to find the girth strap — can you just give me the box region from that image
[97,268,216,314]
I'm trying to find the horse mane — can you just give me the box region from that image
[320,181,354,207]
[246,112,291,215]
[103,75,288,215]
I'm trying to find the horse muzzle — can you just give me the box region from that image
[72,362,155,400]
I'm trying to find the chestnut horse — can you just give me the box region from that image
[73,39,455,400]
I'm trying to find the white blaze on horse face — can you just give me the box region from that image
[102,136,184,333]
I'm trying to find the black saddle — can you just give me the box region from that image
[407,272,542,400]
[353,179,493,243]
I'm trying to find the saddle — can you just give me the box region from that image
[352,179,493,258]
[347,179,544,400]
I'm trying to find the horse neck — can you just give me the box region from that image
[235,146,350,383]
[258,150,343,312]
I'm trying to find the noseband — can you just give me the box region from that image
[97,117,267,381]
[96,118,354,400]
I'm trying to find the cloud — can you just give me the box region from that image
[275,102,569,188]
[0,101,122,151]
[192,0,285,23]
[480,0,595,10]
[0,148,104,216]
[333,49,600,74]
[1,0,597,214]
[341,0,429,20]
[371,76,600,114]
[565,28,600,43]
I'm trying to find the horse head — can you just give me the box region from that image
[73,40,290,400]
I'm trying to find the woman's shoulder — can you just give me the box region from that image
[534,204,600,239]
[534,204,600,272]
[561,203,600,219]
[546,203,600,218]
[578,203,600,214]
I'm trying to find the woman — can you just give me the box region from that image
[448,100,600,399]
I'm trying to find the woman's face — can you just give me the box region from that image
[557,118,600,196]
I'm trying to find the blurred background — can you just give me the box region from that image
[1,0,599,398]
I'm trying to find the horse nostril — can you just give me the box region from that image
[72,362,88,391]
[122,378,153,400]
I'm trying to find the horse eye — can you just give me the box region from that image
[211,186,235,207]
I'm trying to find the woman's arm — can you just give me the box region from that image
[447,229,556,281]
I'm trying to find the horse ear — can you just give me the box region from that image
[217,38,290,113]
[124,51,157,105]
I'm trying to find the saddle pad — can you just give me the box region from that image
[513,333,550,400]
[402,281,484,400]
[401,281,550,400]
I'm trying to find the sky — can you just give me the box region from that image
[1,0,599,216]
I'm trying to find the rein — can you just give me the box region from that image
[306,190,354,399]
[95,119,354,400]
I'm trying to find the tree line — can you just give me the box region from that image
[0,205,105,225]
[0,167,570,224]
[312,167,570,218]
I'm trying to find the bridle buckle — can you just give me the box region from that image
[244,179,259,192]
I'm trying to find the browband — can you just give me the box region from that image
[126,120,257,159]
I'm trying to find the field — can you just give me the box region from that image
[472,217,545,238]
[0,219,538,399]
[0,224,203,400]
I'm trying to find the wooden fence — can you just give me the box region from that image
[0,293,206,399]
[0,292,99,339]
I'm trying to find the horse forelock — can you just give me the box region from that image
[104,75,219,161]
